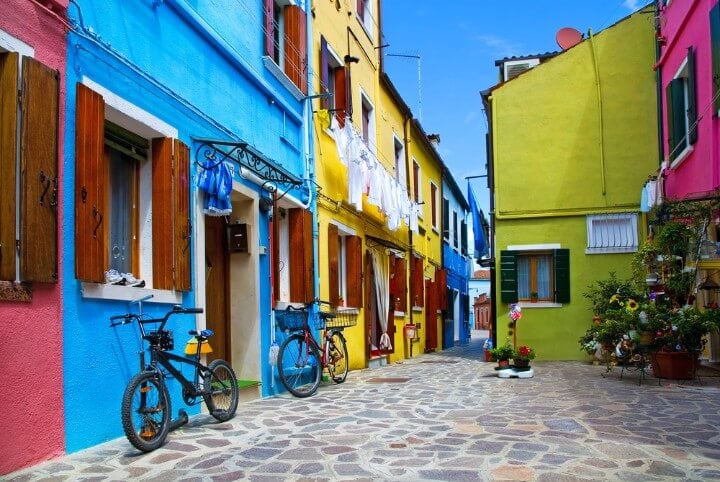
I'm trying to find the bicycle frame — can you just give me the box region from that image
[149,349,211,402]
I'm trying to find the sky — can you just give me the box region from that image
[380,0,646,224]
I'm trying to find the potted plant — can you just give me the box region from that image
[489,339,514,368]
[512,345,535,368]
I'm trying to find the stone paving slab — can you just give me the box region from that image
[6,340,720,481]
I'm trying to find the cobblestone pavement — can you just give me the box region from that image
[7,338,720,481]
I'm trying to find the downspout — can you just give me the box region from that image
[486,95,497,348]
[305,4,320,300]
[654,2,665,168]
[588,29,606,196]
[404,115,414,338]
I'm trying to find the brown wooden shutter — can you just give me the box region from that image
[173,139,191,291]
[272,198,279,307]
[152,137,174,290]
[335,66,347,126]
[425,278,437,350]
[411,255,424,307]
[320,36,330,111]
[75,84,107,282]
[284,5,307,95]
[264,0,274,58]
[0,52,18,281]
[20,58,59,282]
[327,223,339,306]
[436,268,447,310]
[346,234,362,307]
[289,208,314,303]
[396,256,407,312]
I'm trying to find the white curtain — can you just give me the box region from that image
[370,249,392,351]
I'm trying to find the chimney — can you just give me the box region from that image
[427,133,441,147]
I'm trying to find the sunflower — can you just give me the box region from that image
[626,299,639,311]
[609,293,623,307]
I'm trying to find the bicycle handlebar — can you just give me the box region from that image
[110,306,203,329]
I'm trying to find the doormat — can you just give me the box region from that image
[420,360,459,364]
[366,377,411,383]
[236,380,261,389]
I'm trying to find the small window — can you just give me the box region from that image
[517,252,553,301]
[442,198,450,240]
[503,58,539,81]
[412,159,422,204]
[452,210,458,248]
[430,182,438,229]
[320,36,348,124]
[356,0,373,38]
[666,48,697,164]
[360,92,375,151]
[326,223,362,308]
[264,0,307,94]
[394,136,405,187]
[586,213,638,254]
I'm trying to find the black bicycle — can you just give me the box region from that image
[110,296,239,452]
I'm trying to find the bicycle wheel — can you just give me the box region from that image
[278,333,321,397]
[327,331,349,384]
[121,371,171,452]
[204,359,239,422]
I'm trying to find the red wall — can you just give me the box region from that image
[0,0,67,475]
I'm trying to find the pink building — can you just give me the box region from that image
[0,0,67,475]
[656,0,720,200]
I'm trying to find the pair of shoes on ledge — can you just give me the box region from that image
[104,269,146,287]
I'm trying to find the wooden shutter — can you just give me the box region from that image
[346,234,362,307]
[289,208,314,303]
[344,64,352,117]
[554,248,570,303]
[174,139,191,291]
[442,198,449,240]
[395,258,407,312]
[335,66,347,126]
[461,220,467,255]
[320,36,330,110]
[425,278,437,350]
[0,52,18,281]
[20,58,59,282]
[152,138,174,289]
[75,84,107,282]
[687,47,697,145]
[436,268,447,310]
[712,3,720,113]
[666,78,685,160]
[499,250,518,303]
[411,255,424,307]
[328,223,339,306]
[263,0,274,58]
[284,5,307,95]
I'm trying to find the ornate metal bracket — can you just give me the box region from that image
[193,138,303,189]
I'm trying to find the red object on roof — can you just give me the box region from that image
[556,27,583,50]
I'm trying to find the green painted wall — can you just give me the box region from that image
[489,8,658,360]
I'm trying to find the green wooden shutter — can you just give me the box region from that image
[711,3,720,113]
[687,47,697,145]
[554,248,570,303]
[499,250,517,303]
[0,52,18,281]
[665,82,674,157]
[666,78,685,160]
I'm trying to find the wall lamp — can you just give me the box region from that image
[344,54,360,64]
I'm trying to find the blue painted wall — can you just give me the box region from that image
[63,0,309,452]
[442,179,471,347]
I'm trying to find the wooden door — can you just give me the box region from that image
[205,216,230,363]
[425,279,437,351]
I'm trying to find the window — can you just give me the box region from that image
[452,210,458,248]
[500,248,570,304]
[711,3,720,115]
[430,182,438,230]
[360,91,375,151]
[74,83,191,291]
[356,0,373,38]
[586,213,638,254]
[503,58,539,81]
[326,223,362,308]
[666,47,697,164]
[319,36,349,124]
[263,0,307,95]
[389,253,406,312]
[394,136,405,187]
[274,206,314,303]
[461,219,468,255]
[0,48,58,284]
[412,159,422,204]
[442,198,450,240]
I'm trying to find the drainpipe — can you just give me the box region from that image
[654,2,665,168]
[403,115,414,347]
[304,4,320,301]
[588,29,606,196]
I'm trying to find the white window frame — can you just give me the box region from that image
[585,213,639,254]
[356,0,374,40]
[393,134,406,188]
[430,181,438,231]
[333,221,356,305]
[412,158,423,219]
[359,89,376,154]
[668,57,694,168]
[507,243,562,308]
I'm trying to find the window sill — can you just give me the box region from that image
[262,56,304,102]
[585,247,638,255]
[394,310,406,318]
[518,301,562,308]
[669,144,693,169]
[412,306,423,312]
[81,283,182,304]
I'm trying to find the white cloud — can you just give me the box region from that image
[623,0,641,11]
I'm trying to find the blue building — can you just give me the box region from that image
[441,171,472,348]
[63,0,314,452]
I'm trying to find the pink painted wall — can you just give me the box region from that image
[0,0,67,475]
[658,0,720,200]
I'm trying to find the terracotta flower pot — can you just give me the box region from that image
[497,359,510,369]
[650,351,697,380]
[514,359,530,368]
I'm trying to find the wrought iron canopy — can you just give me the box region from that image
[193,138,303,188]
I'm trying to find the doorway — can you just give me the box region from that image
[204,216,230,363]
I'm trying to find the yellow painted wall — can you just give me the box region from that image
[489,8,658,360]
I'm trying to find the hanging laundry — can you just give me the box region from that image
[196,160,233,216]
